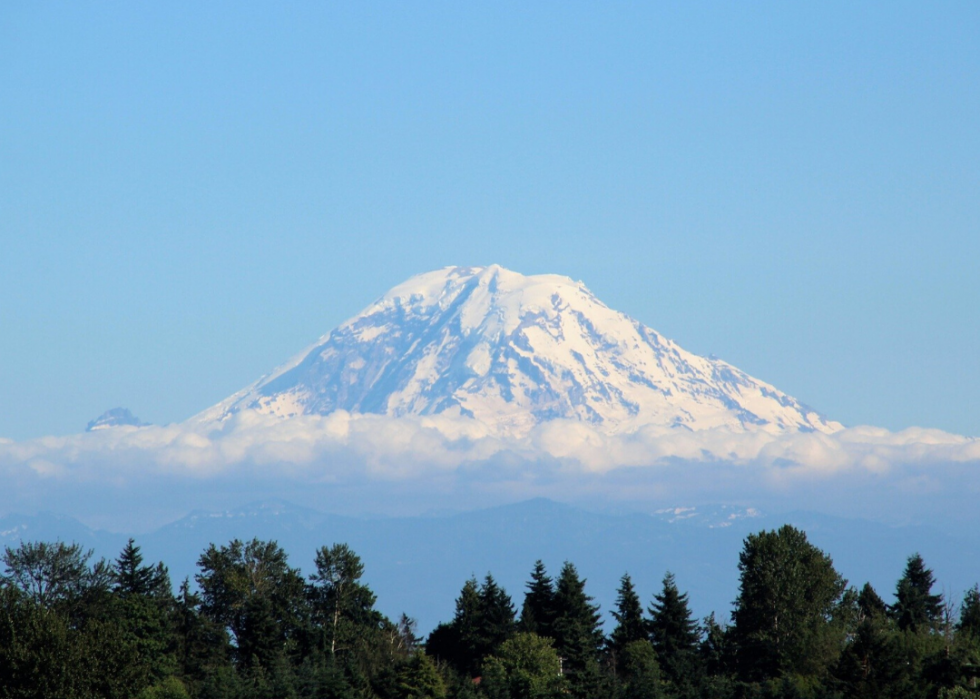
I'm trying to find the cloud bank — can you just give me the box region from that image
[1,411,978,529]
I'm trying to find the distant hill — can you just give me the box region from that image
[3,499,977,633]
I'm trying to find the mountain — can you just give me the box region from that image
[195,265,841,437]
[86,407,148,431]
[4,499,978,633]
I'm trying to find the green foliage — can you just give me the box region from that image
[520,560,557,638]
[1,540,109,609]
[426,574,516,677]
[617,640,663,699]
[857,582,888,621]
[892,554,944,633]
[731,525,847,681]
[2,528,979,699]
[481,632,567,699]
[648,571,701,689]
[959,586,980,640]
[138,676,192,699]
[113,538,171,598]
[394,652,447,698]
[196,538,306,670]
[609,573,646,660]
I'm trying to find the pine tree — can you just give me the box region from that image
[113,538,171,598]
[476,574,516,656]
[956,585,980,639]
[891,553,943,633]
[552,562,604,679]
[648,571,700,686]
[858,582,888,621]
[610,573,646,660]
[520,560,557,639]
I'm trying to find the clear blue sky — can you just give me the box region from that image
[1,2,978,440]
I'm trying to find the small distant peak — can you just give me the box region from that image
[86,408,148,432]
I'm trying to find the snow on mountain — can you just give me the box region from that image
[195,265,842,438]
[86,407,148,431]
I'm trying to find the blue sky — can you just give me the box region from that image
[2,2,978,441]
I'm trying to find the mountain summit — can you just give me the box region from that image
[197,265,841,437]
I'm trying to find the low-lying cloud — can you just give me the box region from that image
[2,411,978,529]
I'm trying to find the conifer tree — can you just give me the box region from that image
[476,574,517,656]
[858,582,888,621]
[113,538,171,598]
[610,573,646,659]
[551,561,604,681]
[648,572,700,686]
[891,553,943,633]
[956,585,980,639]
[520,560,557,638]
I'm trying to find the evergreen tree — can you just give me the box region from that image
[552,561,604,697]
[858,582,889,621]
[731,525,847,681]
[648,571,700,690]
[520,560,557,638]
[892,553,944,633]
[476,574,517,655]
[609,573,646,660]
[113,539,170,598]
[956,585,980,639]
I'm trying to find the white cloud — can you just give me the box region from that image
[1,411,978,526]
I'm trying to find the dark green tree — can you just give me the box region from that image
[196,538,306,671]
[481,632,567,699]
[426,574,516,677]
[476,574,517,654]
[2,540,109,608]
[113,538,171,598]
[617,640,663,699]
[394,651,447,699]
[957,585,980,639]
[858,582,889,621]
[892,553,944,633]
[520,560,557,639]
[648,572,701,692]
[308,542,380,658]
[731,525,847,681]
[552,562,605,697]
[609,573,647,660]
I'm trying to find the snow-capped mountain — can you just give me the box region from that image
[196,265,841,437]
[86,407,148,431]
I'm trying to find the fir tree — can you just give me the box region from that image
[648,572,700,687]
[552,560,604,690]
[609,573,646,660]
[476,574,517,656]
[891,553,943,633]
[858,582,888,621]
[520,560,557,639]
[956,585,980,639]
[113,538,170,598]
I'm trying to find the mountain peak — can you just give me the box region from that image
[195,266,841,437]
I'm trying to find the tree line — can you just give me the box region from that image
[2,524,980,698]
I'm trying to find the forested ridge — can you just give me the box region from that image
[2,525,979,698]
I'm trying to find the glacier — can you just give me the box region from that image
[194,265,842,438]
